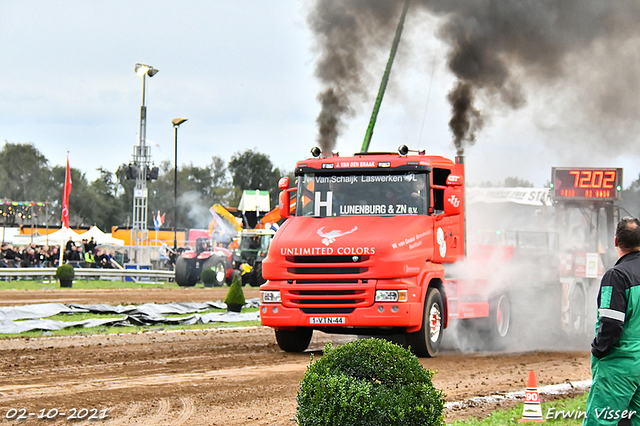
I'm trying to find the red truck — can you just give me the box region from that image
[260,146,468,357]
[261,154,623,356]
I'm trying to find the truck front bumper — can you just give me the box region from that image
[259,301,424,331]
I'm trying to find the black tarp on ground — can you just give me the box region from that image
[0,299,261,334]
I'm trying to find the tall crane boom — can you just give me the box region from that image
[360,0,411,153]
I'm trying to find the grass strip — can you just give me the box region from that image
[448,392,589,425]
[0,279,191,290]
[0,320,264,339]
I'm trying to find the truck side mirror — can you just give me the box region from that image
[443,186,462,215]
[278,177,290,190]
[279,190,291,219]
[278,177,296,219]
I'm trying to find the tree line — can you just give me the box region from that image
[3,141,640,233]
[0,142,289,232]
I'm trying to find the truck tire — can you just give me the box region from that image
[175,256,197,287]
[275,328,313,353]
[202,257,226,287]
[568,283,587,338]
[480,294,511,350]
[491,294,511,339]
[406,287,444,357]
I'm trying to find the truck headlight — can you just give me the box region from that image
[375,290,408,302]
[261,290,281,303]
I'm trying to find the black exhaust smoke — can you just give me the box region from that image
[316,88,349,152]
[308,0,640,156]
[448,82,482,157]
[308,0,403,153]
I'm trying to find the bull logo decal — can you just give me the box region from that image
[317,226,358,246]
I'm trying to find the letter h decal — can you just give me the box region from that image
[314,191,333,217]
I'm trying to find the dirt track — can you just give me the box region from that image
[0,289,593,425]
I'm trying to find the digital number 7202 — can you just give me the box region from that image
[568,170,616,189]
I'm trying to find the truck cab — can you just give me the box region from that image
[260,146,465,356]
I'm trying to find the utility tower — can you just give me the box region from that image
[130,63,159,265]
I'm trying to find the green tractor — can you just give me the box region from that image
[231,229,276,287]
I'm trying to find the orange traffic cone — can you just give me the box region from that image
[519,371,545,423]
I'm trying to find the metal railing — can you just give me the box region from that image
[0,267,174,283]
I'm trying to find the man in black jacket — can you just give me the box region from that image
[583,217,640,426]
[2,243,21,267]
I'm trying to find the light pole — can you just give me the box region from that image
[131,63,158,265]
[172,118,187,250]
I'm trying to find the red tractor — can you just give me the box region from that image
[175,237,236,287]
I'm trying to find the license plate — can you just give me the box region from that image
[310,317,345,325]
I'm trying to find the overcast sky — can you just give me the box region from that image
[2,0,640,189]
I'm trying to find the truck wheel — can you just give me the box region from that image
[406,287,444,357]
[275,328,313,353]
[175,256,197,287]
[480,294,511,350]
[491,294,511,338]
[202,257,226,287]
[568,284,587,337]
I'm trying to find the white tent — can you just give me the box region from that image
[77,226,125,246]
[1,228,21,244]
[11,233,43,246]
[44,227,84,245]
[11,227,124,247]
[11,227,83,247]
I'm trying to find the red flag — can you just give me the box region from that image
[61,156,72,228]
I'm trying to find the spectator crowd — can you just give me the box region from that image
[1,236,121,268]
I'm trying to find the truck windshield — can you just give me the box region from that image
[296,172,429,217]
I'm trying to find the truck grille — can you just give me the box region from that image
[280,255,375,311]
[287,267,367,274]
[290,289,365,305]
[282,281,374,311]
[283,254,370,275]
[295,279,359,284]
[286,255,370,263]
[294,289,358,295]
[301,308,355,314]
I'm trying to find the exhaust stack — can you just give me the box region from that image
[455,155,467,259]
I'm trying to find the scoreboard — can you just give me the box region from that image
[551,167,622,201]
